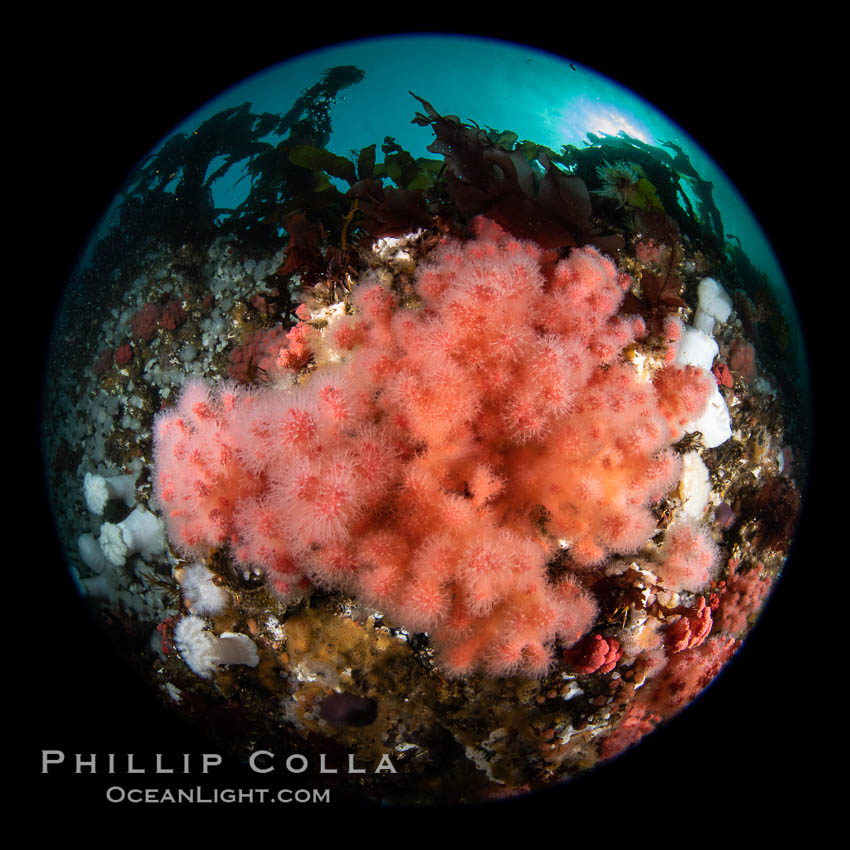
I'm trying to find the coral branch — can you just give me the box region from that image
[153,218,715,677]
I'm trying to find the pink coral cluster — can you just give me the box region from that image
[153,218,714,677]
[564,633,622,674]
[228,324,313,382]
[665,596,713,653]
[600,633,739,759]
[655,520,719,592]
[729,338,756,382]
[227,326,290,381]
[599,704,659,761]
[641,635,738,716]
[130,298,187,341]
[715,559,770,635]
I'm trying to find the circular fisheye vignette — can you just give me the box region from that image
[42,34,807,805]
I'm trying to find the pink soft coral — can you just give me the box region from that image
[655,519,719,592]
[153,218,714,677]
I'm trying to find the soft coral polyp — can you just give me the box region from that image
[153,219,714,677]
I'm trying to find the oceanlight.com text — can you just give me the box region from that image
[105,786,330,803]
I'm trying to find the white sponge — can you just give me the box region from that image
[679,452,711,519]
[693,277,733,335]
[684,383,732,448]
[675,326,718,372]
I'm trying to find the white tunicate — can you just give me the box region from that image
[675,326,718,372]
[684,383,732,448]
[693,276,733,335]
[679,451,711,519]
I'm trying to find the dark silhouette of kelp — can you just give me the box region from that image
[80,76,732,323]
[84,66,366,281]
[561,130,725,253]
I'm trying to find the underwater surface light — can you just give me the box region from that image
[37,31,811,810]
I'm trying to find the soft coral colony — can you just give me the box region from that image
[55,73,804,801]
[154,218,716,678]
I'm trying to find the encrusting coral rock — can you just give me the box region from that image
[153,218,716,678]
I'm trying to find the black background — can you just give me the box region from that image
[25,13,822,829]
